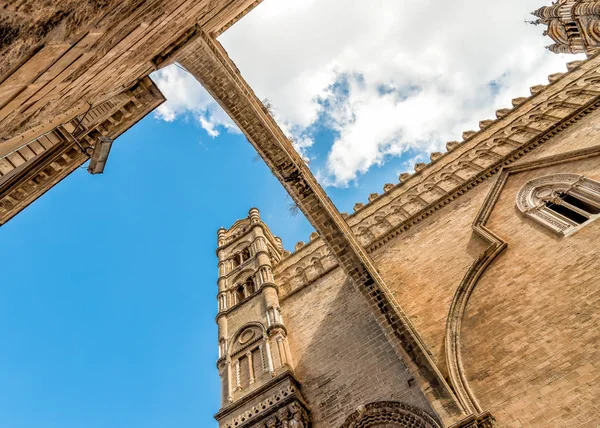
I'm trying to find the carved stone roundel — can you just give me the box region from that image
[239,329,256,344]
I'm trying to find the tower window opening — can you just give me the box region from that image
[241,247,251,262]
[234,284,245,304]
[244,277,256,295]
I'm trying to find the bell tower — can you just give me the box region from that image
[214,208,310,428]
[532,0,600,54]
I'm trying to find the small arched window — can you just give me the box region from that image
[234,284,245,304]
[244,277,256,295]
[231,276,256,306]
[517,173,600,236]
[241,247,251,262]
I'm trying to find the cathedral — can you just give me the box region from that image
[1,1,599,427]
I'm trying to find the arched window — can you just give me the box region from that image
[340,401,441,428]
[229,324,271,395]
[231,276,256,306]
[233,284,245,304]
[516,173,600,236]
[241,247,251,262]
[244,277,255,295]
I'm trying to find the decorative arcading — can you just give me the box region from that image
[274,54,600,293]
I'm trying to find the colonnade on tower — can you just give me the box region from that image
[214,209,308,428]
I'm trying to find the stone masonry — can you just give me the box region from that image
[1,1,599,427]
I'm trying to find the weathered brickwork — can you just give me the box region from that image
[371,181,492,377]
[281,268,437,427]
[462,158,600,427]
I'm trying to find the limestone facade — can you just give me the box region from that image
[1,1,599,427]
[214,51,600,427]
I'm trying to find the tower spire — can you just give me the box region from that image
[530,0,600,55]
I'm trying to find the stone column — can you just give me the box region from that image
[247,351,255,384]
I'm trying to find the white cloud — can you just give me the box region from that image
[152,0,584,187]
[150,65,238,136]
[218,0,583,186]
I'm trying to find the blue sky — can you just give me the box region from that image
[0,116,316,428]
[0,94,426,428]
[0,1,580,426]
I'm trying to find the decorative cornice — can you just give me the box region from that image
[276,61,600,288]
[340,401,442,428]
[366,95,600,252]
[215,371,309,428]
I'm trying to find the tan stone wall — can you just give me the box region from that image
[372,109,600,425]
[281,268,437,427]
[277,103,600,427]
[462,156,600,427]
[371,180,492,377]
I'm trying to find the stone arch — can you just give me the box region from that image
[231,268,255,286]
[356,226,375,246]
[516,173,600,235]
[309,256,324,275]
[230,240,252,254]
[294,266,308,285]
[373,215,393,231]
[229,322,266,356]
[230,269,256,305]
[340,401,441,428]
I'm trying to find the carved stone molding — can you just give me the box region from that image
[340,401,441,428]
[449,411,496,428]
[216,372,309,428]
[274,55,600,294]
[516,173,600,234]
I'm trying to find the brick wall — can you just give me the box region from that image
[281,268,437,427]
[462,155,600,427]
[278,103,600,427]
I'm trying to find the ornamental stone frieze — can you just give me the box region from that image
[271,53,600,298]
[215,372,310,428]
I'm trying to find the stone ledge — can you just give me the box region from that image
[215,371,309,428]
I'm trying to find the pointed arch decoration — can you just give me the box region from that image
[230,322,267,356]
